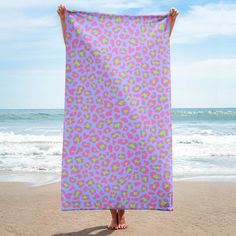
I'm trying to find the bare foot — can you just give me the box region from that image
[107,212,118,230]
[118,210,128,229]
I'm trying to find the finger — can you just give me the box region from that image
[171,9,178,17]
[174,10,179,17]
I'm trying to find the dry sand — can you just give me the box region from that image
[0,181,236,236]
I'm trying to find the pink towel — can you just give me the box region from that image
[61,9,173,211]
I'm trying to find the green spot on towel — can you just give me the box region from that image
[103,170,109,175]
[141,197,147,202]
[71,166,77,172]
[116,17,122,22]
[149,31,154,36]
[130,203,136,208]
[160,96,167,102]
[159,23,164,31]
[79,51,85,57]
[129,38,136,44]
[112,164,118,171]
[161,199,168,206]
[92,29,99,35]
[74,137,80,143]
[74,61,80,66]
[129,143,136,149]
[160,130,166,136]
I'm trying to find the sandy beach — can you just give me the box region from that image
[0,181,235,236]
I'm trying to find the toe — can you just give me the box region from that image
[107,225,114,230]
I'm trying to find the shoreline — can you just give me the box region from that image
[0,170,236,187]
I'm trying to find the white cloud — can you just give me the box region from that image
[0,69,65,81]
[171,58,236,108]
[173,3,236,44]
[97,0,151,10]
[172,58,236,80]
[0,0,154,43]
[0,0,54,8]
[0,0,151,11]
[0,11,60,55]
[2,1,235,45]
[0,11,57,35]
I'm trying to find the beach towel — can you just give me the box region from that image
[61,9,173,211]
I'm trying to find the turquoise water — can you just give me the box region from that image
[0,108,236,184]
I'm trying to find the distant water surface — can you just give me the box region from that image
[0,108,235,185]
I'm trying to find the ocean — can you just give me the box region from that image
[0,108,235,186]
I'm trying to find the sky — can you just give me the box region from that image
[0,0,235,109]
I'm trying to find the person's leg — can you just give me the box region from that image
[107,209,118,230]
[117,209,128,229]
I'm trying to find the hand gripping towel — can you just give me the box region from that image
[61,9,173,211]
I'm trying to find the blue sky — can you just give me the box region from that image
[0,0,235,108]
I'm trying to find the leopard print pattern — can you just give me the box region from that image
[61,9,173,211]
